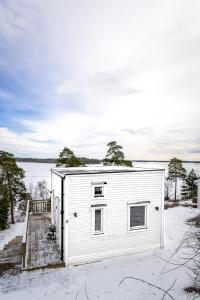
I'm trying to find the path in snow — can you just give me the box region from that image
[27,214,61,268]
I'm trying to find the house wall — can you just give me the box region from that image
[51,171,62,247]
[64,171,164,265]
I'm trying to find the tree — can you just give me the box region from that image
[56,147,83,167]
[0,150,26,225]
[168,157,186,202]
[181,169,199,202]
[34,180,50,200]
[0,174,9,229]
[165,177,172,201]
[103,141,133,167]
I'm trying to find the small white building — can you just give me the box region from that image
[51,166,165,265]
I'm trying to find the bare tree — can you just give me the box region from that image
[165,177,172,201]
[34,180,50,200]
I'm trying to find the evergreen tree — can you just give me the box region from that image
[56,147,83,167]
[168,157,186,202]
[0,175,9,229]
[181,169,199,202]
[103,141,133,167]
[0,150,26,225]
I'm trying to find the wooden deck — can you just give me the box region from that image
[27,213,62,269]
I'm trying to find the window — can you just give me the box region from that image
[92,207,104,235]
[94,186,104,197]
[128,204,147,230]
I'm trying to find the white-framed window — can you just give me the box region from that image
[92,206,105,235]
[94,186,104,197]
[128,203,148,231]
[92,185,105,198]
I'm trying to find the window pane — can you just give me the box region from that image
[95,209,102,231]
[130,206,145,227]
[95,187,103,196]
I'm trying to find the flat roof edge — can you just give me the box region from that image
[51,168,165,176]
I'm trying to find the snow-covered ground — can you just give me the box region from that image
[0,222,25,250]
[0,206,199,300]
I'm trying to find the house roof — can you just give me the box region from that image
[51,165,165,177]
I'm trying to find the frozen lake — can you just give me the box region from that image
[18,161,200,191]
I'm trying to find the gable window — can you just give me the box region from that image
[92,206,105,235]
[94,186,104,197]
[128,204,148,230]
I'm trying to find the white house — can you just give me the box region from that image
[51,166,165,265]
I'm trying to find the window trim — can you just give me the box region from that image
[92,206,105,235]
[128,203,148,231]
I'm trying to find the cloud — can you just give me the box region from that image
[0,0,200,160]
[89,68,142,96]
[187,148,200,154]
[0,127,58,157]
[124,128,154,137]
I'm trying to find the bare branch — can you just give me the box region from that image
[119,276,176,300]
[85,282,90,300]
[162,279,177,300]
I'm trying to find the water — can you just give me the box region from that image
[17,162,55,189]
[18,161,200,198]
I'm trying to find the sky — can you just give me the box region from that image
[0,0,199,160]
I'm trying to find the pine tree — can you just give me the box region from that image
[168,157,186,202]
[103,141,133,167]
[0,150,26,225]
[56,147,83,167]
[181,169,199,202]
[0,175,9,229]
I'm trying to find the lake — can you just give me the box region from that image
[18,161,200,192]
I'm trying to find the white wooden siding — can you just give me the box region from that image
[64,171,164,264]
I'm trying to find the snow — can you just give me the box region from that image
[1,206,200,299]
[0,222,25,250]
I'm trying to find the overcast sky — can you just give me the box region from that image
[0,0,199,160]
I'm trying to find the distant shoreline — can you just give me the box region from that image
[15,157,200,164]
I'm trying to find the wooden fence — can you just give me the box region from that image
[29,200,51,214]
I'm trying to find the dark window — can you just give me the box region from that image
[95,209,102,231]
[94,186,103,197]
[130,206,145,228]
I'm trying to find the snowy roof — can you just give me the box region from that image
[51,165,165,177]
